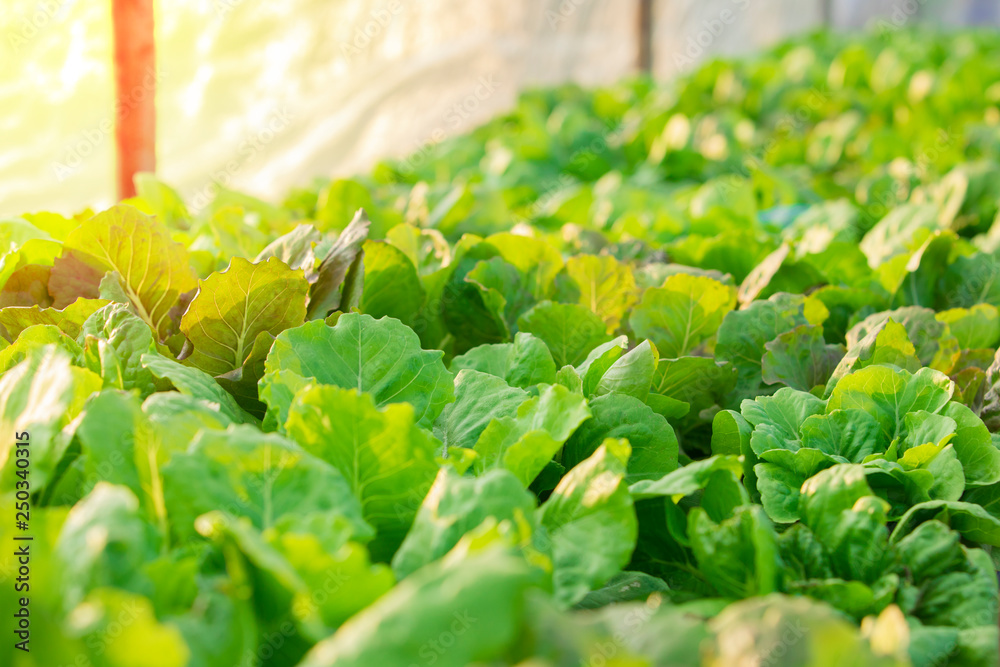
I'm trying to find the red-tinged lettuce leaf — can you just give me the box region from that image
[0,298,110,341]
[0,264,53,307]
[951,363,988,416]
[180,257,308,376]
[214,331,276,417]
[983,348,1000,432]
[0,237,63,296]
[46,250,105,306]
[307,208,370,319]
[48,204,198,340]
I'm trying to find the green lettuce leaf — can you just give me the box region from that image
[762,324,844,392]
[296,548,546,667]
[162,424,370,544]
[558,254,637,331]
[434,370,528,451]
[265,314,454,429]
[141,352,253,425]
[285,385,441,559]
[0,345,102,493]
[392,468,536,579]
[563,392,679,483]
[359,240,424,327]
[538,438,637,606]
[716,292,813,403]
[79,303,158,395]
[517,301,613,367]
[307,208,369,319]
[629,273,736,357]
[473,383,591,486]
[449,332,557,389]
[688,504,781,598]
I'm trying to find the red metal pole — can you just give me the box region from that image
[112,0,156,199]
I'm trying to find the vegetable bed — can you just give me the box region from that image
[5,28,1000,667]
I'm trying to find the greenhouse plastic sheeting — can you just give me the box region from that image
[1,0,636,217]
[2,0,999,217]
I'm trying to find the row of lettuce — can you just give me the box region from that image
[4,28,1000,667]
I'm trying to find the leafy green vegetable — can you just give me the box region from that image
[285,385,440,559]
[179,257,308,376]
[162,424,370,543]
[10,28,1000,666]
[265,314,454,429]
[49,205,197,339]
[392,468,536,578]
[538,438,637,606]
[517,301,612,367]
[473,383,590,485]
[449,332,557,388]
[631,273,736,358]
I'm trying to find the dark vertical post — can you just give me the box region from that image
[820,0,833,28]
[637,0,653,74]
[112,0,156,199]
